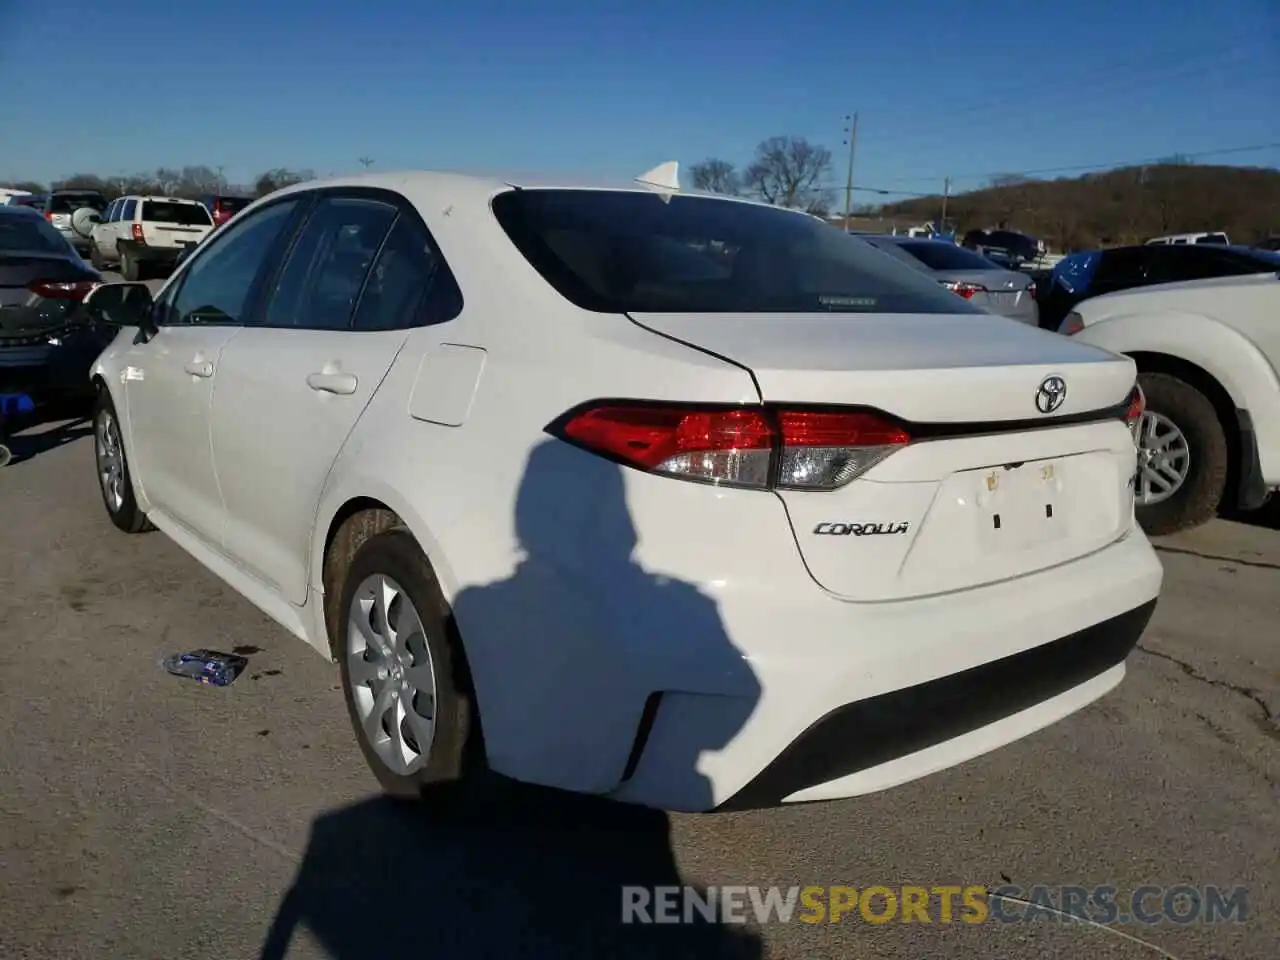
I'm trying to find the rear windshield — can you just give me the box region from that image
[215,196,252,214]
[491,190,985,315]
[142,201,213,226]
[49,193,106,214]
[0,211,72,254]
[895,241,1000,271]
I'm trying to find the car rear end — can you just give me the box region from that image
[129,199,215,272]
[874,237,1040,324]
[448,186,1162,811]
[0,210,107,408]
[44,192,106,256]
[207,195,252,227]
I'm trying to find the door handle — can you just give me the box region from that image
[306,371,358,395]
[184,360,214,378]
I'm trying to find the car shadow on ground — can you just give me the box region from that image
[1,415,92,467]
[259,438,765,958]
[1220,499,1280,531]
[258,788,763,959]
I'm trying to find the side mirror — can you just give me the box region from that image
[82,281,155,331]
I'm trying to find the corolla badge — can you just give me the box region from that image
[1035,375,1067,414]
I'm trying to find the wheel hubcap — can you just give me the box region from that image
[346,574,437,775]
[95,410,125,512]
[1135,410,1191,506]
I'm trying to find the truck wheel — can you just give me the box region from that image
[1134,372,1228,536]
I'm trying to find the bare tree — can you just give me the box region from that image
[987,173,1029,188]
[690,158,740,195]
[0,180,46,194]
[253,167,315,198]
[743,136,833,212]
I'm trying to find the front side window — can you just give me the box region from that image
[491,190,984,315]
[160,199,299,326]
[263,197,397,330]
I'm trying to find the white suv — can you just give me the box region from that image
[80,169,1163,812]
[89,195,214,280]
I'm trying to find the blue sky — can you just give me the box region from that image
[1,0,1276,201]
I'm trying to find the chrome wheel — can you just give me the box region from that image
[95,409,125,513]
[1135,410,1191,506]
[346,574,438,775]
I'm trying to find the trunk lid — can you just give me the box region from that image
[628,311,1132,422]
[629,310,1139,599]
[0,254,95,338]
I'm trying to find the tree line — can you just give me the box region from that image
[689,136,1279,250]
[878,163,1280,251]
[1,165,317,202]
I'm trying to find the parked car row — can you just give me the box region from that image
[3,189,251,279]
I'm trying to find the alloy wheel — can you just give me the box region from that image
[1135,410,1191,506]
[95,409,125,513]
[345,574,438,775]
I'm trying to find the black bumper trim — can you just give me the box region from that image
[717,598,1157,811]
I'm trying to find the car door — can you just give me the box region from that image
[118,197,303,546]
[211,189,459,603]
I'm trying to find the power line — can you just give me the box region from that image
[866,31,1275,157]
[807,141,1280,198]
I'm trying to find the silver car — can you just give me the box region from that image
[862,235,1039,325]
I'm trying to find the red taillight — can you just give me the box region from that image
[1124,386,1145,437]
[131,222,145,242]
[555,404,910,490]
[1027,284,1037,300]
[28,279,98,300]
[45,211,55,222]
[942,280,985,299]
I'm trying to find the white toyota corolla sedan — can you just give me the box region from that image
[80,165,1163,812]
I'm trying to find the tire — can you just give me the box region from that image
[1134,372,1228,536]
[93,388,153,534]
[336,528,476,802]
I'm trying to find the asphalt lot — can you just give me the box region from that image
[1,414,1277,958]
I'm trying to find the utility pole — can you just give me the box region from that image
[940,176,951,233]
[358,157,374,171]
[842,113,858,232]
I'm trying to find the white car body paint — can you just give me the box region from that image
[90,170,1163,812]
[1067,272,1280,485]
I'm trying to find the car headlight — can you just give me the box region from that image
[1059,311,1085,336]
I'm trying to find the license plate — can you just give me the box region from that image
[975,461,1065,552]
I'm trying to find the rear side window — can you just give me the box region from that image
[352,214,460,331]
[0,211,72,254]
[895,241,999,271]
[122,199,137,219]
[142,201,213,226]
[491,190,984,315]
[1196,233,1228,245]
[1092,248,1150,288]
[263,196,397,329]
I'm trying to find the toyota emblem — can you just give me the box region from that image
[1036,376,1067,414]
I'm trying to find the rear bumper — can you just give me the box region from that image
[716,599,1154,810]
[122,243,188,265]
[0,337,106,402]
[608,529,1161,811]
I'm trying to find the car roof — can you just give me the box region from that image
[0,203,44,218]
[121,195,205,203]
[264,168,794,214]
